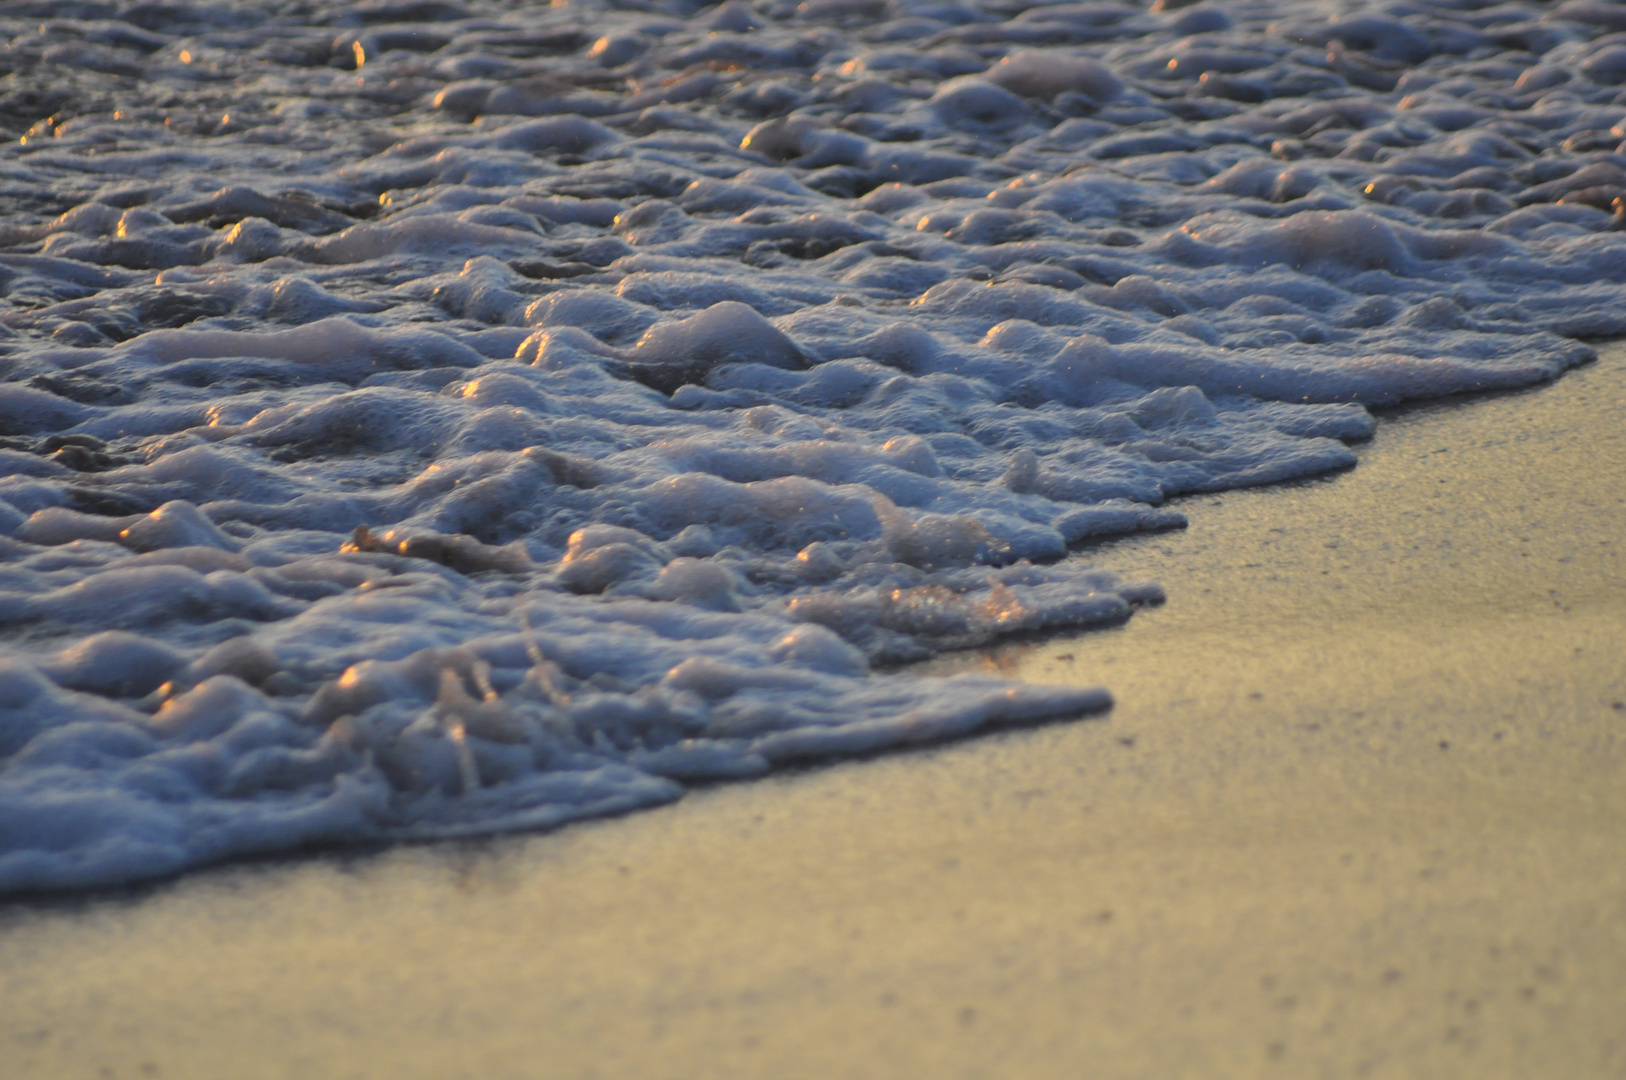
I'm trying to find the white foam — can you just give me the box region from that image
[0,0,1617,891]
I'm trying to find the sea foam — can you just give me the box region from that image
[0,0,1618,891]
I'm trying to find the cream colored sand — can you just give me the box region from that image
[3,348,1625,1080]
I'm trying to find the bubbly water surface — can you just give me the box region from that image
[0,0,1619,891]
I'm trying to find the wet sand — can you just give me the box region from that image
[3,347,1624,1080]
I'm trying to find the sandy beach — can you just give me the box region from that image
[2,343,1623,1080]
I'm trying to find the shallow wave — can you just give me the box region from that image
[0,0,1617,891]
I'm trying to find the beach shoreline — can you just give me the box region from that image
[2,345,1623,1079]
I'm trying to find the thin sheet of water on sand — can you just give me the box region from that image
[1,345,1621,1080]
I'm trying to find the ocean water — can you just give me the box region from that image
[0,0,1619,893]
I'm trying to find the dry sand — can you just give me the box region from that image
[2,347,1624,1080]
